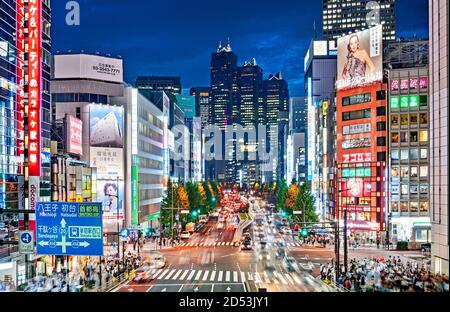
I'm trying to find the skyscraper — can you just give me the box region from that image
[264,73,289,182]
[322,0,396,41]
[209,41,238,183]
[190,87,211,128]
[429,0,449,275]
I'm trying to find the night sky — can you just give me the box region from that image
[51,0,429,96]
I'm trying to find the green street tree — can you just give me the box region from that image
[293,181,318,224]
[275,179,288,213]
[160,180,180,237]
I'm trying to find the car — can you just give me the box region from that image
[241,242,252,250]
[199,218,208,224]
[276,247,286,258]
[133,267,156,283]
[144,252,167,269]
[283,256,300,272]
[180,231,190,239]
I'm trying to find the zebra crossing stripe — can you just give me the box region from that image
[164,269,177,279]
[172,269,183,280]
[180,270,189,280]
[202,271,209,281]
[292,274,302,285]
[247,272,253,281]
[187,270,196,280]
[221,242,225,246]
[240,272,246,283]
[233,271,238,282]
[277,273,288,285]
[284,273,295,285]
[225,271,231,282]
[226,242,231,246]
[158,269,170,279]
[264,271,275,284]
[217,271,223,282]
[151,269,163,279]
[209,270,216,281]
[194,270,203,281]
[199,243,204,246]
[254,272,261,283]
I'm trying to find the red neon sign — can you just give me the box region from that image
[16,0,25,174]
[342,153,372,163]
[27,0,41,176]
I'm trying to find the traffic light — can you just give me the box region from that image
[144,228,151,236]
[197,209,201,214]
[281,210,287,217]
[192,211,198,217]
[211,197,217,203]
[301,228,308,237]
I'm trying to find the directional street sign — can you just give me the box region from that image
[35,202,103,256]
[19,231,34,255]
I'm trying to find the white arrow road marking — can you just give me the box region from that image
[194,287,199,292]
[187,270,196,281]
[226,286,231,292]
[161,288,166,292]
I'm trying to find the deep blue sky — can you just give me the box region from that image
[51,0,429,96]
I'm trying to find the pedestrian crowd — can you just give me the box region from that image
[320,256,449,292]
[300,234,330,248]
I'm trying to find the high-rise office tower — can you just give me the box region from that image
[136,76,182,94]
[429,0,449,275]
[289,96,307,133]
[322,0,396,41]
[190,87,211,128]
[209,41,238,183]
[264,73,289,183]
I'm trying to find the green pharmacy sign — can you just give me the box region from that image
[342,168,371,178]
[131,155,139,225]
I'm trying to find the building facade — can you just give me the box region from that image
[387,67,431,245]
[429,0,449,275]
[322,0,396,41]
[136,76,181,94]
[190,86,211,128]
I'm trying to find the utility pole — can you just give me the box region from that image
[343,207,348,274]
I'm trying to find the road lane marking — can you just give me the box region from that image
[187,270,196,280]
[292,274,303,285]
[202,271,209,281]
[225,271,231,282]
[164,269,177,279]
[158,269,170,279]
[240,272,246,282]
[247,272,253,281]
[209,270,216,281]
[194,270,203,280]
[217,271,223,282]
[277,273,288,285]
[172,269,183,280]
[180,270,189,280]
[233,271,238,282]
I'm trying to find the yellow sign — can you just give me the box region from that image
[76,195,83,203]
[322,101,328,116]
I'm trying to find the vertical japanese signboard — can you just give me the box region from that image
[131,156,139,225]
[27,0,41,176]
[16,0,25,174]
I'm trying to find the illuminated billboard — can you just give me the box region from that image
[27,0,42,176]
[90,147,124,180]
[54,54,124,83]
[336,25,383,91]
[67,116,83,155]
[89,104,124,148]
[341,179,372,197]
[342,153,372,163]
[342,137,371,149]
[16,0,25,173]
[97,179,124,220]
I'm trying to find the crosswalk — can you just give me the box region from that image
[144,268,318,287]
[177,241,306,248]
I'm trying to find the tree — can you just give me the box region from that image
[285,182,299,211]
[275,180,288,213]
[178,184,190,211]
[160,180,180,237]
[293,181,318,223]
[197,183,206,207]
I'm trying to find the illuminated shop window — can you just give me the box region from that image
[400,132,407,143]
[400,202,409,212]
[410,131,418,143]
[410,114,418,126]
[420,148,428,160]
[419,113,428,126]
[419,130,428,142]
[400,114,408,125]
[400,166,409,178]
[410,149,419,160]
[400,149,409,160]
[410,166,418,178]
[391,202,399,212]
[391,132,399,143]
[419,166,428,177]
[420,202,429,212]
[410,202,419,212]
[391,150,399,161]
[391,166,399,177]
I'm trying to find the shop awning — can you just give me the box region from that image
[148,212,161,221]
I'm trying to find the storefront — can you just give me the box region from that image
[390,217,431,243]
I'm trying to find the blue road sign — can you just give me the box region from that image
[120,228,129,238]
[35,202,103,256]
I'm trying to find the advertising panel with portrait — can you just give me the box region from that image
[337,25,383,90]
